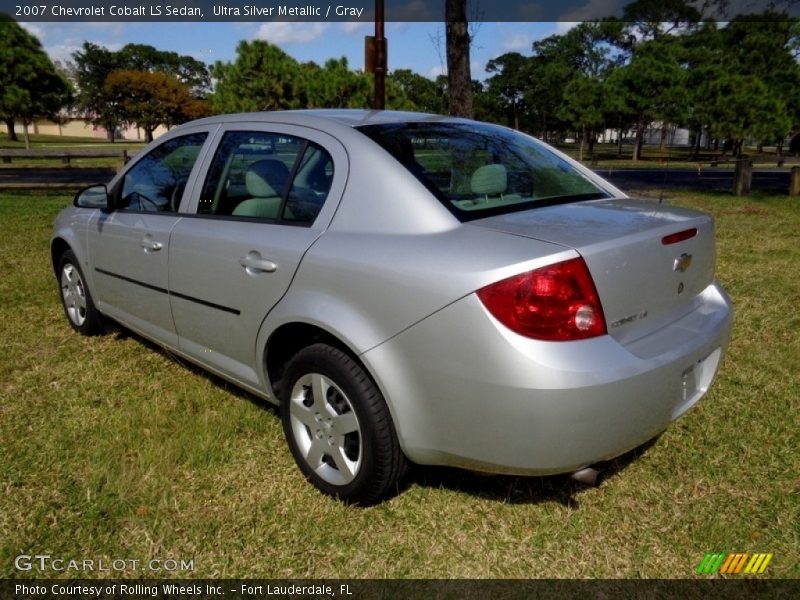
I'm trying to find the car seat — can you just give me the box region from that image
[233,159,290,219]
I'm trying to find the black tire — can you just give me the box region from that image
[280,343,407,505]
[57,249,103,336]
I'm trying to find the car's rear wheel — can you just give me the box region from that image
[58,250,103,335]
[280,343,407,505]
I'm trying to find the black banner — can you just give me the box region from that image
[6,0,800,23]
[4,579,800,600]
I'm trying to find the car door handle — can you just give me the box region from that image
[140,237,163,252]
[239,253,277,273]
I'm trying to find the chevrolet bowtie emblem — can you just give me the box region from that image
[673,253,693,272]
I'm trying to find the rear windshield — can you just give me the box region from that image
[357,122,610,221]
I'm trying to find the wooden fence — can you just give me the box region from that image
[0,148,136,166]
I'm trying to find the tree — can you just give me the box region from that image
[485,53,531,130]
[722,15,800,152]
[213,41,401,113]
[104,70,211,142]
[621,0,701,43]
[704,74,789,157]
[472,79,504,124]
[73,42,211,141]
[72,42,125,141]
[0,14,72,146]
[445,0,472,117]
[302,58,372,108]
[559,76,607,161]
[389,69,447,114]
[605,38,686,160]
[679,15,800,156]
[525,21,624,141]
[212,40,304,113]
[116,43,210,96]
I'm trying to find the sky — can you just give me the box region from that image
[20,21,574,83]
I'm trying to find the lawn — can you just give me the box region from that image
[0,190,797,579]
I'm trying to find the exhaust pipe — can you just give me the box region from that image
[571,466,602,487]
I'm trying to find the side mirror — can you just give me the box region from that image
[74,184,109,210]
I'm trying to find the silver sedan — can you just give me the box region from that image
[52,110,732,504]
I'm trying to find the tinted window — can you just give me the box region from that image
[357,122,609,221]
[199,131,333,224]
[118,133,207,212]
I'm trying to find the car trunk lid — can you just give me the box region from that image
[469,198,716,343]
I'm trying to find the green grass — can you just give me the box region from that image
[0,132,145,150]
[0,190,797,579]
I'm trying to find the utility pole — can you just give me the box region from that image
[366,0,387,109]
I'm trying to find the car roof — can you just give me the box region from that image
[179,109,465,131]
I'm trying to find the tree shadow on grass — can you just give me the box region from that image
[407,437,660,508]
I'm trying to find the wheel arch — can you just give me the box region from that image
[261,319,414,465]
[51,237,72,276]
[264,321,363,398]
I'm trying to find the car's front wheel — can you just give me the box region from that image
[280,343,407,505]
[58,250,103,335]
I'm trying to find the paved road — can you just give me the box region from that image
[0,166,792,192]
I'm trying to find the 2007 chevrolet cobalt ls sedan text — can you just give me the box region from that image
[52,110,732,504]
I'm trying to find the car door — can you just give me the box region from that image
[168,124,346,387]
[88,130,212,345]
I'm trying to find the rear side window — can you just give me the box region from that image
[199,131,333,225]
[357,122,608,221]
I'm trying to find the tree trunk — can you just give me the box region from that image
[632,118,645,161]
[617,129,624,157]
[22,122,31,150]
[691,128,702,160]
[512,100,519,130]
[445,0,472,118]
[659,123,668,150]
[145,128,154,143]
[579,126,586,162]
[588,129,595,161]
[5,118,18,142]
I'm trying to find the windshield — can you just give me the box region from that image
[357,122,610,221]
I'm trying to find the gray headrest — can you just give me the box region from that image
[471,164,507,195]
[245,159,290,198]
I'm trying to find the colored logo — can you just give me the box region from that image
[696,553,772,575]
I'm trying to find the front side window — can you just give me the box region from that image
[357,122,609,221]
[118,133,207,212]
[199,131,333,225]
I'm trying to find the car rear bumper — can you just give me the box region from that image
[363,281,733,475]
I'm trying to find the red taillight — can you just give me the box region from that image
[662,228,697,245]
[476,257,607,341]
